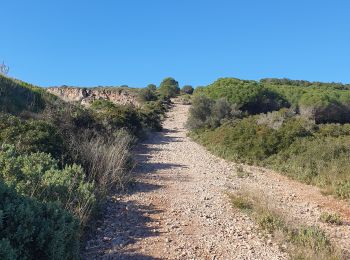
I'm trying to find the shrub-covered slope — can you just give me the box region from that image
[0,75,167,259]
[194,77,350,124]
[189,77,350,200]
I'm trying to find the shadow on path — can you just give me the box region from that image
[83,199,163,260]
[83,128,183,259]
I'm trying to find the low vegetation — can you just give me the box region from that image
[0,74,169,258]
[228,192,342,259]
[188,77,350,200]
[319,212,343,225]
[181,85,194,95]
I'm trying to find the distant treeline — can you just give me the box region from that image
[260,78,350,90]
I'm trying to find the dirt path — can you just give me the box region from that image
[83,101,350,259]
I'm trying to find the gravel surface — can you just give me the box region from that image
[83,100,350,259]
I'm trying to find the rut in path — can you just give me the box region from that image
[83,101,350,260]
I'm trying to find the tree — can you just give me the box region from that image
[138,85,157,102]
[159,77,180,98]
[182,85,194,95]
[147,84,157,92]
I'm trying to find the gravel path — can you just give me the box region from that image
[83,101,350,259]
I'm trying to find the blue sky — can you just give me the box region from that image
[1,0,349,87]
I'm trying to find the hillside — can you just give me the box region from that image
[0,75,166,259]
[189,77,350,200]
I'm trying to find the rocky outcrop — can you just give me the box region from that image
[47,86,140,107]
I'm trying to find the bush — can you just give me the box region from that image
[138,105,163,131]
[229,193,253,211]
[209,98,238,128]
[319,212,342,225]
[0,145,96,224]
[186,95,214,130]
[268,136,350,199]
[265,81,350,124]
[138,86,158,102]
[146,84,157,92]
[195,78,289,114]
[91,100,143,135]
[187,96,243,130]
[0,114,64,160]
[290,226,330,253]
[159,77,180,98]
[181,85,194,95]
[0,180,80,259]
[67,130,133,198]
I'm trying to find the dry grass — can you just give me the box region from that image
[68,129,134,199]
[228,190,344,260]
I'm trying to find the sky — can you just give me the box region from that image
[1,0,350,87]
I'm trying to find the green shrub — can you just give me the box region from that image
[193,114,314,163]
[91,100,143,135]
[159,77,180,98]
[0,180,80,259]
[187,95,242,130]
[256,211,285,233]
[146,84,157,92]
[319,212,342,225]
[209,98,235,128]
[186,95,214,130]
[178,94,192,105]
[138,107,163,131]
[268,136,350,199]
[316,123,350,137]
[0,114,64,160]
[195,78,289,114]
[138,85,158,102]
[290,226,330,253]
[0,145,96,224]
[264,81,350,124]
[181,85,194,95]
[229,193,253,211]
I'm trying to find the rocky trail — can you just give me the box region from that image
[83,101,350,260]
